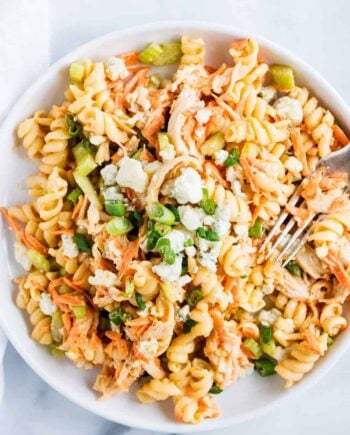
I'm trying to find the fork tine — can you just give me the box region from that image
[281,215,323,266]
[275,213,316,263]
[259,188,301,253]
[265,217,298,260]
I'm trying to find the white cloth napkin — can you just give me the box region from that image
[0,0,50,400]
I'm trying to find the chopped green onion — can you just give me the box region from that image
[197,227,207,239]
[69,62,85,83]
[163,249,176,265]
[183,318,197,333]
[82,138,97,154]
[109,307,126,326]
[199,189,217,215]
[164,204,180,222]
[139,43,163,64]
[201,132,225,156]
[51,310,63,343]
[260,325,272,344]
[146,230,160,250]
[209,383,223,394]
[65,113,81,138]
[156,237,171,253]
[135,292,146,310]
[125,281,135,298]
[72,141,89,162]
[131,211,142,228]
[105,200,126,217]
[248,220,265,239]
[105,217,133,236]
[184,239,193,247]
[255,358,276,377]
[269,65,295,90]
[153,42,182,66]
[146,202,176,225]
[75,154,97,177]
[186,288,203,308]
[73,233,91,253]
[154,222,172,236]
[27,249,50,272]
[240,274,247,279]
[206,231,220,242]
[67,188,82,204]
[223,147,240,167]
[58,267,66,277]
[285,261,302,277]
[72,305,87,319]
[73,174,102,210]
[181,258,188,276]
[243,338,263,359]
[50,344,65,358]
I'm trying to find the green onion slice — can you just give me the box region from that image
[109,307,126,326]
[105,200,126,217]
[65,112,81,138]
[105,217,132,236]
[260,325,272,344]
[146,202,176,225]
[248,220,265,239]
[186,288,203,308]
[73,233,91,253]
[255,358,276,377]
[135,292,146,310]
[209,383,223,394]
[285,261,302,277]
[67,188,82,204]
[223,147,240,167]
[183,318,197,333]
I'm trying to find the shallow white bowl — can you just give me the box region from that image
[1,21,350,433]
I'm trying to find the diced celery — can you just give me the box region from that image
[241,142,259,158]
[243,338,263,358]
[72,305,87,319]
[139,43,163,64]
[75,154,97,177]
[201,132,225,156]
[50,343,65,358]
[27,249,50,272]
[262,340,277,358]
[158,132,170,149]
[105,217,133,236]
[73,174,102,210]
[269,65,295,90]
[153,42,182,66]
[69,62,85,83]
[51,310,63,343]
[73,142,89,163]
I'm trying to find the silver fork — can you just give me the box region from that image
[260,142,350,266]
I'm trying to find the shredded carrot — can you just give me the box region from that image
[123,68,150,95]
[63,277,85,292]
[204,65,217,74]
[119,239,140,279]
[333,125,349,148]
[119,51,139,67]
[72,195,84,220]
[51,229,74,235]
[125,317,152,340]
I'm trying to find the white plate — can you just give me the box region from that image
[1,21,350,433]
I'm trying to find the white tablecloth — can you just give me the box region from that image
[1,1,350,434]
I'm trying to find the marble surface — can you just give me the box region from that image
[2,0,350,434]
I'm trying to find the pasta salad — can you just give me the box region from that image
[2,36,350,424]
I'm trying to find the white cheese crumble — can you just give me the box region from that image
[159,143,176,162]
[195,108,212,124]
[197,238,222,272]
[259,86,277,103]
[116,157,148,193]
[101,164,118,186]
[39,293,57,316]
[173,168,203,204]
[138,337,158,358]
[284,156,303,174]
[105,57,129,81]
[177,305,190,322]
[257,308,281,327]
[88,269,118,287]
[152,255,183,282]
[162,230,186,254]
[103,186,124,201]
[89,135,106,145]
[178,206,205,231]
[214,149,229,165]
[185,246,196,258]
[178,274,192,287]
[273,96,303,125]
[61,234,79,258]
[14,241,32,271]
